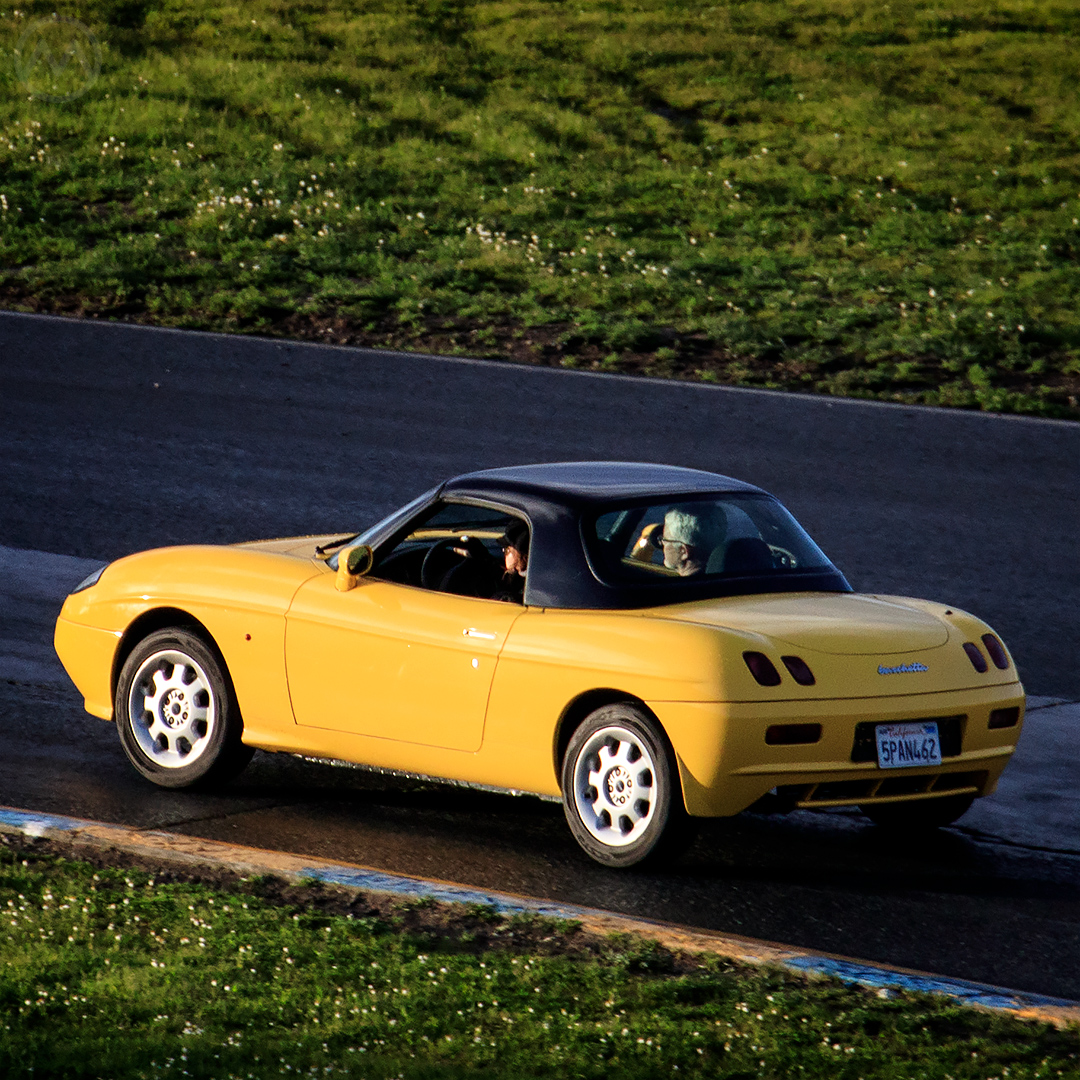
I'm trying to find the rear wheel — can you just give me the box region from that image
[115,628,253,789]
[859,794,974,830]
[561,703,692,868]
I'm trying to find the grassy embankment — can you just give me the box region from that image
[0,0,1079,417]
[1,845,1078,1079]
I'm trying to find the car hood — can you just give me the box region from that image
[233,535,344,561]
[652,592,950,655]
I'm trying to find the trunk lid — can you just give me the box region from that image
[654,592,949,655]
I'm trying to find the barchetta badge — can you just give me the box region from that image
[878,662,929,675]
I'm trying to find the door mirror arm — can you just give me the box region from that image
[335,544,374,592]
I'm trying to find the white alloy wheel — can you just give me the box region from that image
[115,627,253,789]
[561,703,691,867]
[572,725,658,847]
[128,648,216,768]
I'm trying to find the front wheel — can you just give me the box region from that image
[561,704,691,868]
[115,628,253,789]
[859,794,975,831]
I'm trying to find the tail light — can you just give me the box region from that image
[781,655,816,686]
[988,706,1020,729]
[962,642,988,673]
[981,634,1010,670]
[743,651,782,686]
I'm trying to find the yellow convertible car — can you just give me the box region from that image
[54,462,1025,867]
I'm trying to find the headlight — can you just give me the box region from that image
[70,564,107,594]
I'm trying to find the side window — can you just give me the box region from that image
[371,502,530,602]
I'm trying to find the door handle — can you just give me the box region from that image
[462,628,496,640]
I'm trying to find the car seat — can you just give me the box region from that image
[721,537,775,575]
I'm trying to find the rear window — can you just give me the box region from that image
[583,493,833,588]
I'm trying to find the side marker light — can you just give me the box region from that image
[962,642,988,673]
[743,651,782,687]
[766,723,822,745]
[988,706,1020,729]
[981,633,1010,670]
[780,655,816,686]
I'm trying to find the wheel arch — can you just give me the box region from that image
[112,607,223,706]
[553,688,670,789]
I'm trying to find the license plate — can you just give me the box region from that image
[875,721,942,769]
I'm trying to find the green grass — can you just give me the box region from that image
[1,847,1078,1079]
[1,0,1079,417]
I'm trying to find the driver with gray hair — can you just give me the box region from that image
[660,506,724,577]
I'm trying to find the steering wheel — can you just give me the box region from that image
[421,536,488,590]
[768,545,799,570]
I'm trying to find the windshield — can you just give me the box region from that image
[327,485,440,570]
[583,493,834,588]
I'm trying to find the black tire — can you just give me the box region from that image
[859,794,975,831]
[115,628,253,789]
[561,703,693,868]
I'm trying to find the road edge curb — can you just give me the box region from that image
[1,805,1076,1028]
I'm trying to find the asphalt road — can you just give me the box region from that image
[2,311,1077,698]
[1,311,1078,999]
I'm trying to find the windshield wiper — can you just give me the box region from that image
[314,533,361,557]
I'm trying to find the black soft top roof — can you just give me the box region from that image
[426,461,849,609]
[442,461,764,506]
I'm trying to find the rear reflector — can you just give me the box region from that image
[780,655,816,686]
[766,723,822,745]
[988,706,1020,729]
[962,642,988,673]
[743,651,782,686]
[981,633,1010,670]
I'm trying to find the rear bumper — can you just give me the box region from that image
[653,682,1024,817]
[766,763,996,811]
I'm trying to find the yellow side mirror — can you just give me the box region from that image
[335,544,374,592]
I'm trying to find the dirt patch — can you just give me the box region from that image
[4,291,1076,418]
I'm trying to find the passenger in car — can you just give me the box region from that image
[628,521,663,562]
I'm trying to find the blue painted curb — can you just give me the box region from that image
[0,808,83,832]
[294,863,1077,1014]
[781,956,1071,1013]
[1,805,1076,1021]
